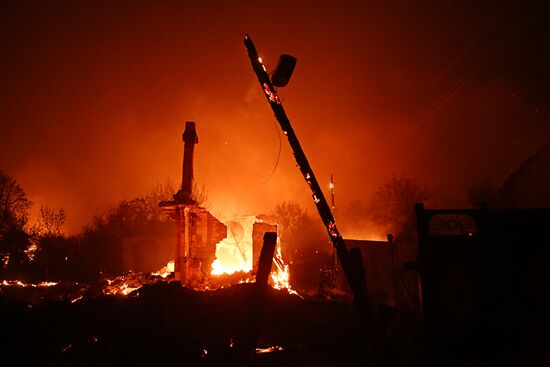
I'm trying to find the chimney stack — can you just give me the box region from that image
[174,121,198,204]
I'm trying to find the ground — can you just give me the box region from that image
[1,280,549,366]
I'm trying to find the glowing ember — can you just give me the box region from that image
[262,83,280,104]
[255,345,285,354]
[2,254,9,268]
[24,242,38,261]
[238,277,254,284]
[103,279,142,296]
[70,295,83,303]
[61,344,72,353]
[151,260,174,278]
[122,283,139,295]
[0,280,58,288]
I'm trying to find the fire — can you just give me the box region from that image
[209,216,298,295]
[151,260,174,278]
[25,242,38,261]
[102,276,142,296]
[256,345,285,354]
[270,245,289,289]
[0,217,298,300]
[119,283,139,295]
[70,295,83,303]
[270,244,299,296]
[0,280,58,288]
[211,216,256,275]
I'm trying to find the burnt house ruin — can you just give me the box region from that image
[160,122,227,283]
[159,121,277,283]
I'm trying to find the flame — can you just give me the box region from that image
[102,279,141,296]
[211,241,252,275]
[211,216,255,275]
[209,216,298,295]
[151,260,173,278]
[255,346,284,354]
[270,245,299,296]
[0,215,298,301]
[25,242,38,261]
[121,283,139,295]
[70,295,83,303]
[0,280,58,288]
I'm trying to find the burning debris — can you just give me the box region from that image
[1,276,313,366]
[158,121,296,294]
[159,121,227,283]
[0,36,418,367]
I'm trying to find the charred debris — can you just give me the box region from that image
[1,35,550,367]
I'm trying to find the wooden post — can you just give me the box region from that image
[237,232,277,361]
[256,232,278,288]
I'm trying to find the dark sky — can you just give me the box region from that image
[1,0,549,235]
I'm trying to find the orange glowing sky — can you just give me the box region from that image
[1,1,549,234]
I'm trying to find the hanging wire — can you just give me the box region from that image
[260,71,282,185]
[260,116,282,185]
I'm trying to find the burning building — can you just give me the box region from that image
[160,122,227,282]
[211,215,278,276]
[160,122,277,284]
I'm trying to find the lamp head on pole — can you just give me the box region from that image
[271,54,297,87]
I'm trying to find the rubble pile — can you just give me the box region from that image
[1,279,368,366]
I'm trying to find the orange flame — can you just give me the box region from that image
[270,244,299,296]
[211,216,255,275]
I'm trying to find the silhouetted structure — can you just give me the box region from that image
[497,139,550,208]
[345,235,401,308]
[415,203,550,365]
[160,122,226,282]
[121,223,174,272]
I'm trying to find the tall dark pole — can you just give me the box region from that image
[243,35,368,312]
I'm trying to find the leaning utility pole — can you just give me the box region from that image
[243,35,371,321]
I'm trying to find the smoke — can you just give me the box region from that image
[1,1,549,234]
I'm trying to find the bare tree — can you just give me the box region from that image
[371,175,429,234]
[191,182,208,207]
[267,201,329,263]
[269,201,306,239]
[0,170,32,233]
[35,205,66,237]
[0,170,32,271]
